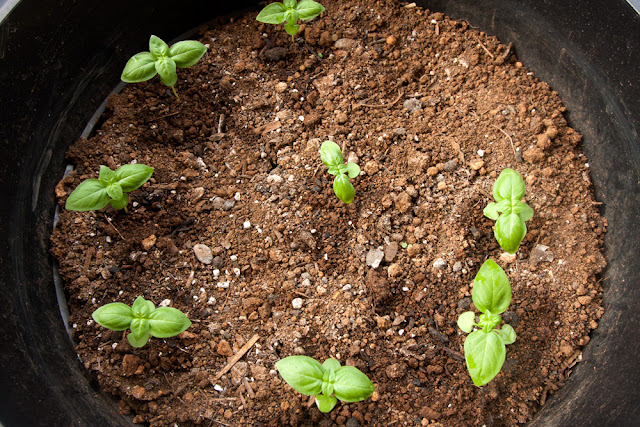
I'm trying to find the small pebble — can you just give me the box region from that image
[193,244,213,264]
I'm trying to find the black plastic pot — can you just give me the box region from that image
[0,0,638,425]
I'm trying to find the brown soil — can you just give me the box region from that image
[50,1,607,425]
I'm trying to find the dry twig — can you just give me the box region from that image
[475,36,495,59]
[104,214,125,240]
[492,125,518,162]
[213,334,260,382]
[358,91,404,108]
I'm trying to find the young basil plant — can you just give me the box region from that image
[276,355,375,412]
[483,168,534,253]
[65,164,153,212]
[121,35,207,98]
[256,0,325,41]
[457,259,517,386]
[320,140,360,204]
[92,296,191,348]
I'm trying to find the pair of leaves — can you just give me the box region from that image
[275,356,375,412]
[92,296,191,348]
[320,140,360,204]
[121,35,207,97]
[256,0,325,40]
[65,164,153,211]
[483,168,533,253]
[457,259,517,386]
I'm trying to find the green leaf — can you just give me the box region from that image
[327,165,342,176]
[483,202,499,220]
[121,52,157,83]
[464,329,506,386]
[516,201,534,222]
[493,168,525,202]
[284,9,299,25]
[256,2,286,24]
[321,367,335,397]
[284,22,300,38]
[169,40,207,68]
[332,366,375,403]
[98,165,115,185]
[333,174,355,204]
[283,0,297,9]
[148,307,191,338]
[155,57,177,87]
[92,303,133,331]
[495,212,526,253]
[127,331,151,348]
[346,162,361,179]
[478,311,502,331]
[113,164,154,193]
[149,35,169,58]
[106,183,123,200]
[315,394,337,413]
[131,296,155,318]
[322,358,341,371]
[129,317,150,340]
[495,199,512,214]
[297,0,325,20]
[472,259,511,314]
[108,193,129,210]
[457,311,476,333]
[320,140,343,167]
[275,356,324,396]
[498,324,517,345]
[65,179,110,211]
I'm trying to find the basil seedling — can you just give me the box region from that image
[92,296,191,348]
[276,356,375,412]
[256,0,325,41]
[65,164,153,212]
[320,140,360,204]
[121,35,207,98]
[483,168,534,253]
[457,259,517,386]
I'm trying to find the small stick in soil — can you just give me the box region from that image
[238,386,247,408]
[242,378,255,399]
[104,214,125,240]
[144,111,180,123]
[220,284,232,310]
[82,246,95,275]
[213,334,260,382]
[259,35,277,57]
[492,125,518,162]
[185,270,195,287]
[218,114,226,134]
[475,36,495,59]
[358,90,404,108]
[293,290,310,299]
[439,346,465,362]
[306,394,316,408]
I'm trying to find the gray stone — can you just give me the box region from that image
[193,244,213,264]
[433,258,447,270]
[334,38,357,49]
[443,160,458,172]
[529,244,554,266]
[384,242,399,263]
[366,248,385,269]
[403,98,423,113]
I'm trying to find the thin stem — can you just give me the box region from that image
[171,85,179,99]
